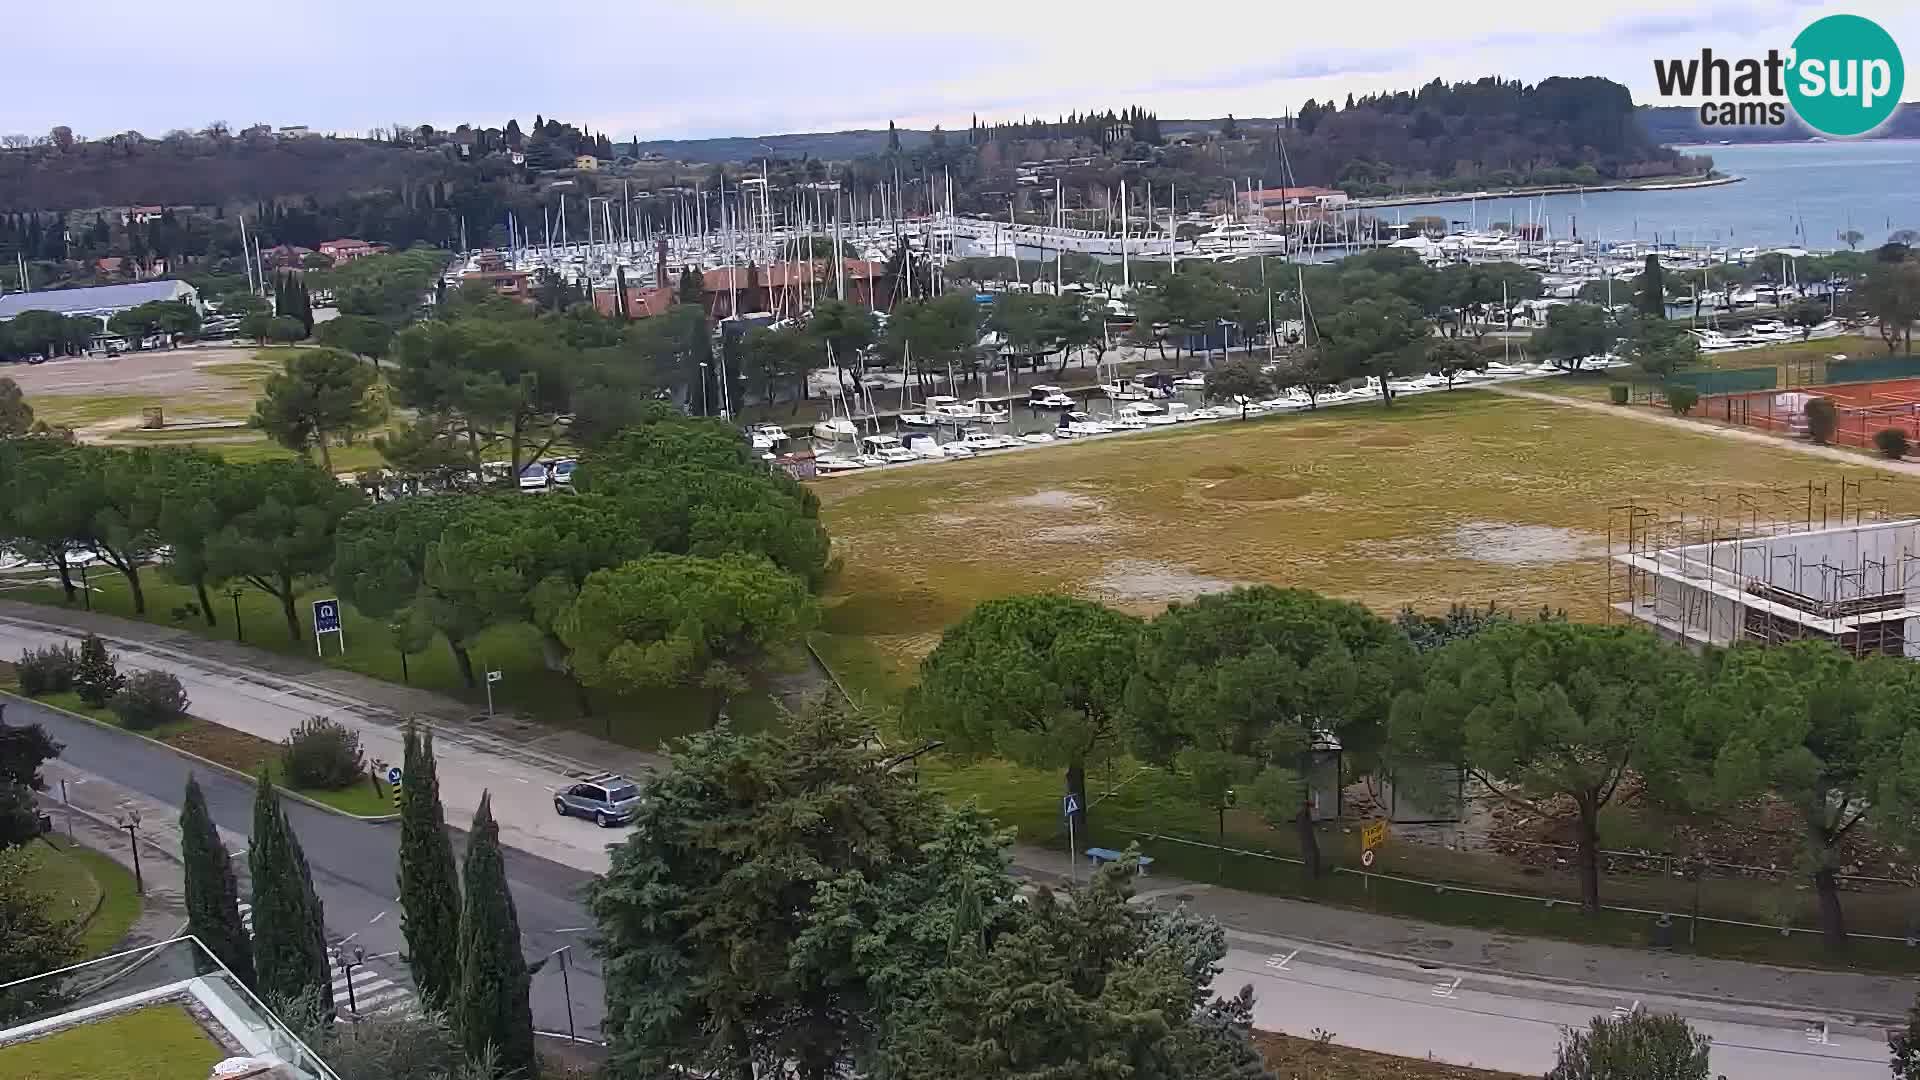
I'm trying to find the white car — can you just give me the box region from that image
[518,463,550,490]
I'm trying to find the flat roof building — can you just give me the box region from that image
[0,280,200,323]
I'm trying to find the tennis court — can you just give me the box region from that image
[1697,376,1920,449]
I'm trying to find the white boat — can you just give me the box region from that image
[1172,374,1208,390]
[747,424,790,450]
[898,411,943,426]
[859,434,918,464]
[1018,432,1056,444]
[901,433,947,460]
[1119,400,1166,416]
[1165,403,1194,421]
[924,395,973,421]
[813,454,867,473]
[1027,385,1076,409]
[1101,380,1148,401]
[812,417,858,442]
[965,398,1010,423]
[960,430,1019,451]
[939,443,976,459]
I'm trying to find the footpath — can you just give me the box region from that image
[2,601,1909,1023]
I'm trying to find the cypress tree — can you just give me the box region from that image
[249,770,333,1016]
[454,794,534,1076]
[181,776,255,989]
[397,724,462,1011]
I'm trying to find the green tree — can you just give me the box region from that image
[397,724,461,1010]
[1891,992,1920,1080]
[1788,298,1828,339]
[0,441,96,601]
[267,316,308,344]
[1203,357,1272,418]
[454,794,535,1078]
[0,377,32,436]
[205,459,365,641]
[1529,303,1614,371]
[332,496,490,686]
[181,775,256,988]
[1618,314,1699,379]
[1861,258,1920,354]
[73,632,124,707]
[905,594,1141,833]
[1128,587,1419,877]
[387,316,581,473]
[251,347,382,473]
[1316,295,1427,404]
[591,700,1020,1080]
[315,314,395,365]
[0,846,81,1024]
[740,323,815,409]
[1423,336,1486,388]
[75,446,174,614]
[559,552,816,726]
[1635,255,1668,318]
[249,771,333,1015]
[874,864,1272,1080]
[1547,1010,1711,1080]
[1686,641,1920,948]
[154,449,234,628]
[1390,622,1695,914]
[239,311,276,343]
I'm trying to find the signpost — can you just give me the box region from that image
[1062,793,1081,883]
[383,764,404,809]
[312,599,345,657]
[1360,820,1388,894]
[484,670,502,719]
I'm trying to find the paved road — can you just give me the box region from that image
[12,695,608,1040]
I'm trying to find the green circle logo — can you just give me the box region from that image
[1787,15,1904,137]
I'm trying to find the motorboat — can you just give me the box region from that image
[960,430,1019,451]
[859,434,918,464]
[1119,400,1166,416]
[898,410,944,426]
[1172,374,1208,390]
[965,398,1010,424]
[1165,403,1194,422]
[813,454,867,473]
[901,433,947,460]
[748,424,790,450]
[940,443,976,459]
[1018,432,1057,444]
[1101,379,1148,401]
[1027,385,1076,409]
[924,395,974,421]
[812,416,859,442]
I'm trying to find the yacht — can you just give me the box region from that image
[898,409,944,427]
[923,395,974,421]
[859,434,918,464]
[747,424,790,451]
[1028,385,1076,409]
[965,398,1011,423]
[901,433,947,460]
[1101,379,1148,401]
[960,430,1020,451]
[812,416,859,442]
[939,443,976,459]
[1018,431,1057,444]
[1172,374,1208,390]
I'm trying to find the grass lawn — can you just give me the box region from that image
[0,1003,225,1080]
[20,837,142,958]
[1,682,389,816]
[2,575,784,752]
[813,389,1920,704]
[1255,1032,1522,1079]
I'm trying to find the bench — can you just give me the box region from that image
[1085,847,1155,876]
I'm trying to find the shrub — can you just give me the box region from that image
[1547,1010,1710,1080]
[1876,427,1910,459]
[1608,384,1630,405]
[1805,396,1838,444]
[16,644,77,697]
[73,633,124,708]
[110,670,191,731]
[1665,385,1699,416]
[281,716,365,790]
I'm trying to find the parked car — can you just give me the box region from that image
[553,773,644,827]
[550,458,577,485]
[517,462,549,490]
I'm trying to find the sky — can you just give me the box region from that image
[7,0,1917,143]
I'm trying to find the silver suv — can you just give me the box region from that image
[552,773,643,827]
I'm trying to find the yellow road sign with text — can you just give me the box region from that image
[1361,820,1388,852]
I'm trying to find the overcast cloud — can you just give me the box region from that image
[8,0,1914,141]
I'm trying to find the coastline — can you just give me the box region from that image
[1349,173,1743,210]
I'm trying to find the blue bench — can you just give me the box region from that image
[1085,847,1155,875]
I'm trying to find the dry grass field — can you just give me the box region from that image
[812,388,1920,702]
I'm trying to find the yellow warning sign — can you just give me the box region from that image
[1361,820,1388,852]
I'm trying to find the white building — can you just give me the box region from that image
[0,279,201,326]
[1612,517,1920,657]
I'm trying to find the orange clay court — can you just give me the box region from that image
[1699,376,1920,449]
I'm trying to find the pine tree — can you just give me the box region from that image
[454,794,534,1076]
[181,776,255,989]
[73,633,123,708]
[397,724,462,1011]
[249,771,333,1016]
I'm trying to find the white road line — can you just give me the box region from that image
[1431,976,1462,999]
[1265,949,1298,971]
[1613,999,1641,1018]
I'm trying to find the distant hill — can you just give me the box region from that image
[1636,102,1920,144]
[628,128,935,164]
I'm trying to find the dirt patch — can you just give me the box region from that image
[1088,558,1243,607]
[1198,472,1314,502]
[823,583,974,636]
[1277,424,1341,438]
[1004,488,1104,512]
[1448,522,1604,565]
[1033,522,1118,543]
[158,719,280,773]
[1190,463,1247,480]
[1254,1032,1522,1079]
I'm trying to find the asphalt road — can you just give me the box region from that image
[11,695,609,1040]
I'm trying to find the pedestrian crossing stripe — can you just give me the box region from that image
[235,902,417,1020]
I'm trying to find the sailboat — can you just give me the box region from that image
[812,343,861,443]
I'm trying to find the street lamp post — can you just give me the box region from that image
[227,587,246,643]
[80,560,91,611]
[118,809,143,895]
[698,361,710,416]
[548,945,577,1041]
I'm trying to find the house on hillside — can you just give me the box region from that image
[574,154,601,171]
[318,238,379,264]
[122,206,165,226]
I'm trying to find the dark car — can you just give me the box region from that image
[553,773,643,827]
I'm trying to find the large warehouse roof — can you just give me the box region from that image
[0,280,196,320]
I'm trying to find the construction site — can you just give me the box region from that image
[1608,478,1920,655]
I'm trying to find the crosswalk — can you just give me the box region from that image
[236,902,417,1021]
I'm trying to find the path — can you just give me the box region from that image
[1492,384,1920,477]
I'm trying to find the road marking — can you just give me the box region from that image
[1430,976,1462,999]
[1265,949,1298,971]
[1806,1021,1830,1045]
[368,910,387,925]
[1612,1000,1640,1018]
